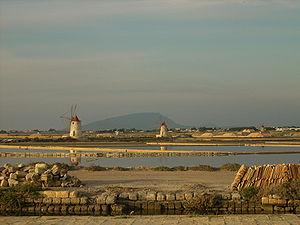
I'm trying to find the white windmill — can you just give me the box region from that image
[60,105,82,139]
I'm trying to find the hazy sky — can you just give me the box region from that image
[0,0,300,130]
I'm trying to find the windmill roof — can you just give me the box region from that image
[71,115,81,122]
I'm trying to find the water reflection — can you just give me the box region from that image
[69,150,81,166]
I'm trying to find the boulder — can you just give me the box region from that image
[35,163,48,174]
[0,179,8,187]
[51,164,61,175]
[8,178,19,187]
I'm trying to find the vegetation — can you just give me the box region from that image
[269,180,300,200]
[185,193,222,214]
[240,186,259,201]
[0,184,41,208]
[220,163,241,171]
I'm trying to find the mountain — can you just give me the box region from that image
[83,112,188,131]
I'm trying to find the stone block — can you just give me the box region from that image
[80,205,88,214]
[74,205,81,213]
[42,191,57,198]
[106,194,117,204]
[80,197,88,205]
[119,192,129,199]
[61,198,71,205]
[94,205,101,215]
[88,205,95,214]
[137,191,147,200]
[69,191,78,198]
[184,192,194,201]
[47,205,54,213]
[166,193,176,201]
[42,198,53,204]
[261,197,269,205]
[174,201,183,210]
[35,163,48,174]
[146,191,157,201]
[52,197,61,205]
[101,205,109,215]
[128,192,138,201]
[232,192,241,201]
[15,171,27,178]
[175,192,185,201]
[70,197,80,205]
[97,193,108,204]
[156,192,166,201]
[56,191,69,198]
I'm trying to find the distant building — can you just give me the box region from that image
[156,122,169,138]
[70,115,81,139]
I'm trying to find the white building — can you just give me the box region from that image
[69,115,81,139]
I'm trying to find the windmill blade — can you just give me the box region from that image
[74,104,77,115]
[71,105,75,117]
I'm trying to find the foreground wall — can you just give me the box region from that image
[0,190,299,216]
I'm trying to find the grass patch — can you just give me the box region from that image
[0,184,41,208]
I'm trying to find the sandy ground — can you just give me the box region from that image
[1,215,299,225]
[69,170,236,192]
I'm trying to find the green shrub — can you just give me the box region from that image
[0,184,41,208]
[269,180,300,200]
[240,186,259,201]
[220,163,241,171]
[84,166,107,171]
[151,166,174,171]
[189,165,217,171]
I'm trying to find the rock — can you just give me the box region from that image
[106,194,117,204]
[17,163,24,168]
[51,164,61,175]
[8,166,16,173]
[69,191,78,198]
[156,192,166,201]
[166,193,176,201]
[8,178,19,187]
[15,171,27,178]
[119,192,129,199]
[184,192,194,201]
[146,191,157,201]
[35,163,48,174]
[232,192,241,201]
[0,179,8,187]
[9,173,18,180]
[175,192,185,201]
[97,193,108,204]
[41,173,53,182]
[128,192,138,201]
[25,172,39,182]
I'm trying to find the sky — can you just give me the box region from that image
[0,0,300,130]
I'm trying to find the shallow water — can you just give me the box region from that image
[0,147,299,167]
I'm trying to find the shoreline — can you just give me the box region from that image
[0,144,300,157]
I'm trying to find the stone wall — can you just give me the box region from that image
[1,190,299,216]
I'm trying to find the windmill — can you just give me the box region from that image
[60,105,82,139]
[155,114,169,138]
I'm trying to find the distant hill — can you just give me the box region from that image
[83,112,187,131]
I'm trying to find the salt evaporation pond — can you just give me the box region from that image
[0,146,299,167]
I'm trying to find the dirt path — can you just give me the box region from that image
[69,170,236,192]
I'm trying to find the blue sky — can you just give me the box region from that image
[0,0,300,129]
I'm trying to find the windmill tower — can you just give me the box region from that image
[60,105,82,139]
[156,121,169,138]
